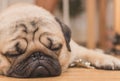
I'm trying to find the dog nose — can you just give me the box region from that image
[30,52,61,77]
[6,52,61,78]
[31,52,41,61]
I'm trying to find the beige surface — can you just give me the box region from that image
[0,68,120,81]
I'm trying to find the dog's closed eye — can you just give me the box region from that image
[47,37,62,51]
[4,43,24,57]
[40,32,63,51]
[4,39,27,57]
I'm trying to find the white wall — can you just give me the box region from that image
[0,0,34,12]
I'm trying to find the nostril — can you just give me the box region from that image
[31,52,42,57]
[31,52,41,61]
[33,52,40,56]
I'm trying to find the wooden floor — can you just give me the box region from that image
[0,68,120,81]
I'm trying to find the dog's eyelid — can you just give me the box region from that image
[50,43,62,51]
[4,52,21,57]
[11,38,28,55]
[47,37,63,51]
[3,42,24,58]
[15,42,20,52]
[15,42,25,54]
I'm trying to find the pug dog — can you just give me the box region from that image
[0,3,120,78]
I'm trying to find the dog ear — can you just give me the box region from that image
[55,17,71,51]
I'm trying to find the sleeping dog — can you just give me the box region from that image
[0,3,120,78]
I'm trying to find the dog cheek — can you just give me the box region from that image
[0,54,11,75]
[59,45,70,72]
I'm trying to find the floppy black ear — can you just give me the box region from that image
[55,17,71,51]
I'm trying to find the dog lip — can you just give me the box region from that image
[29,52,62,77]
[7,52,61,78]
[30,66,49,77]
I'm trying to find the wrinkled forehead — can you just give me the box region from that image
[0,4,63,38]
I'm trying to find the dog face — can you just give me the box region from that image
[0,4,71,78]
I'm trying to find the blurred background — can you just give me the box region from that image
[0,0,120,54]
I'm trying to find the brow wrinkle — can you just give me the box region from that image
[16,24,28,33]
[32,27,39,41]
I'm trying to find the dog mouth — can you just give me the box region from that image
[7,52,61,78]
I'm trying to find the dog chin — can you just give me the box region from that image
[6,52,61,78]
